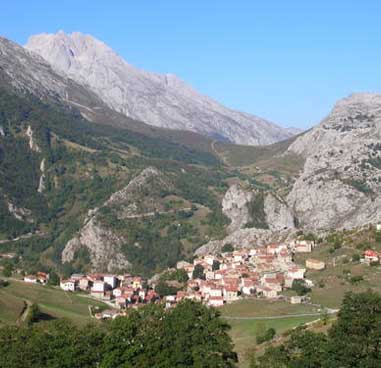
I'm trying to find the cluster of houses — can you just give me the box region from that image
[363,249,381,264]
[169,240,318,308]
[60,273,159,310]
[24,272,50,285]
[20,238,326,315]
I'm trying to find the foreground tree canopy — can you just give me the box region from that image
[0,300,237,368]
[254,290,381,368]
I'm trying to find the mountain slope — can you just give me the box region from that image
[25,31,296,145]
[0,35,235,275]
[287,93,381,230]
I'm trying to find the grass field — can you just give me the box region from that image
[220,298,322,367]
[295,241,381,308]
[220,298,319,318]
[227,315,319,367]
[0,280,108,325]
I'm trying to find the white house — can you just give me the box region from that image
[241,279,256,295]
[291,240,314,253]
[287,267,306,280]
[24,275,37,284]
[208,296,224,307]
[205,271,216,280]
[113,287,123,297]
[209,287,223,298]
[92,280,106,292]
[104,275,117,289]
[60,279,76,292]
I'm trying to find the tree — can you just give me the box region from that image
[291,279,311,296]
[2,263,12,278]
[212,259,221,271]
[102,300,237,367]
[222,243,234,253]
[256,327,276,345]
[192,264,205,280]
[352,253,361,263]
[0,300,237,367]
[256,291,381,368]
[155,281,180,297]
[327,291,381,367]
[25,303,41,326]
[48,271,60,286]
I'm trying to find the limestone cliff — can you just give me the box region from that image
[62,167,168,272]
[286,93,381,230]
[222,184,254,233]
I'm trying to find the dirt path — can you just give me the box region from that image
[0,231,47,244]
[16,300,32,325]
[211,140,228,165]
[223,309,338,320]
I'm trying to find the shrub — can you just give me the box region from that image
[221,243,234,253]
[292,279,311,296]
[350,275,364,284]
[352,253,361,262]
[256,328,276,344]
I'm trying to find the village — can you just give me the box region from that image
[19,237,381,319]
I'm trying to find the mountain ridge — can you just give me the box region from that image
[25,31,297,145]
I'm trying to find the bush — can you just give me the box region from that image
[221,243,234,253]
[2,263,12,277]
[352,253,361,262]
[155,281,181,297]
[192,264,205,280]
[0,279,9,288]
[350,275,364,284]
[318,280,325,288]
[292,279,311,296]
[256,327,276,344]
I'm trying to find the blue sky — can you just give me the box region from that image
[2,1,381,129]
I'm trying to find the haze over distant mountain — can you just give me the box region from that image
[25,31,297,145]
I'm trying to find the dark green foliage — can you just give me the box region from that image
[352,253,361,262]
[24,303,42,326]
[0,86,230,275]
[349,275,364,284]
[212,259,221,271]
[2,261,13,277]
[0,279,9,288]
[193,264,205,280]
[155,281,181,297]
[291,279,311,296]
[0,300,237,368]
[160,269,189,283]
[255,291,381,368]
[48,272,60,286]
[367,156,381,169]
[256,328,276,345]
[342,178,373,195]
[245,192,269,230]
[222,243,234,253]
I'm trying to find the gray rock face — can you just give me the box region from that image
[222,184,254,232]
[62,217,130,272]
[25,31,296,145]
[0,36,106,115]
[7,200,33,223]
[62,167,166,272]
[264,194,295,231]
[287,93,381,230]
[37,159,46,193]
[195,228,292,256]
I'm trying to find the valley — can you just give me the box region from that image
[0,28,381,368]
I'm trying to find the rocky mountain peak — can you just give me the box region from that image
[25,31,297,145]
[286,92,381,230]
